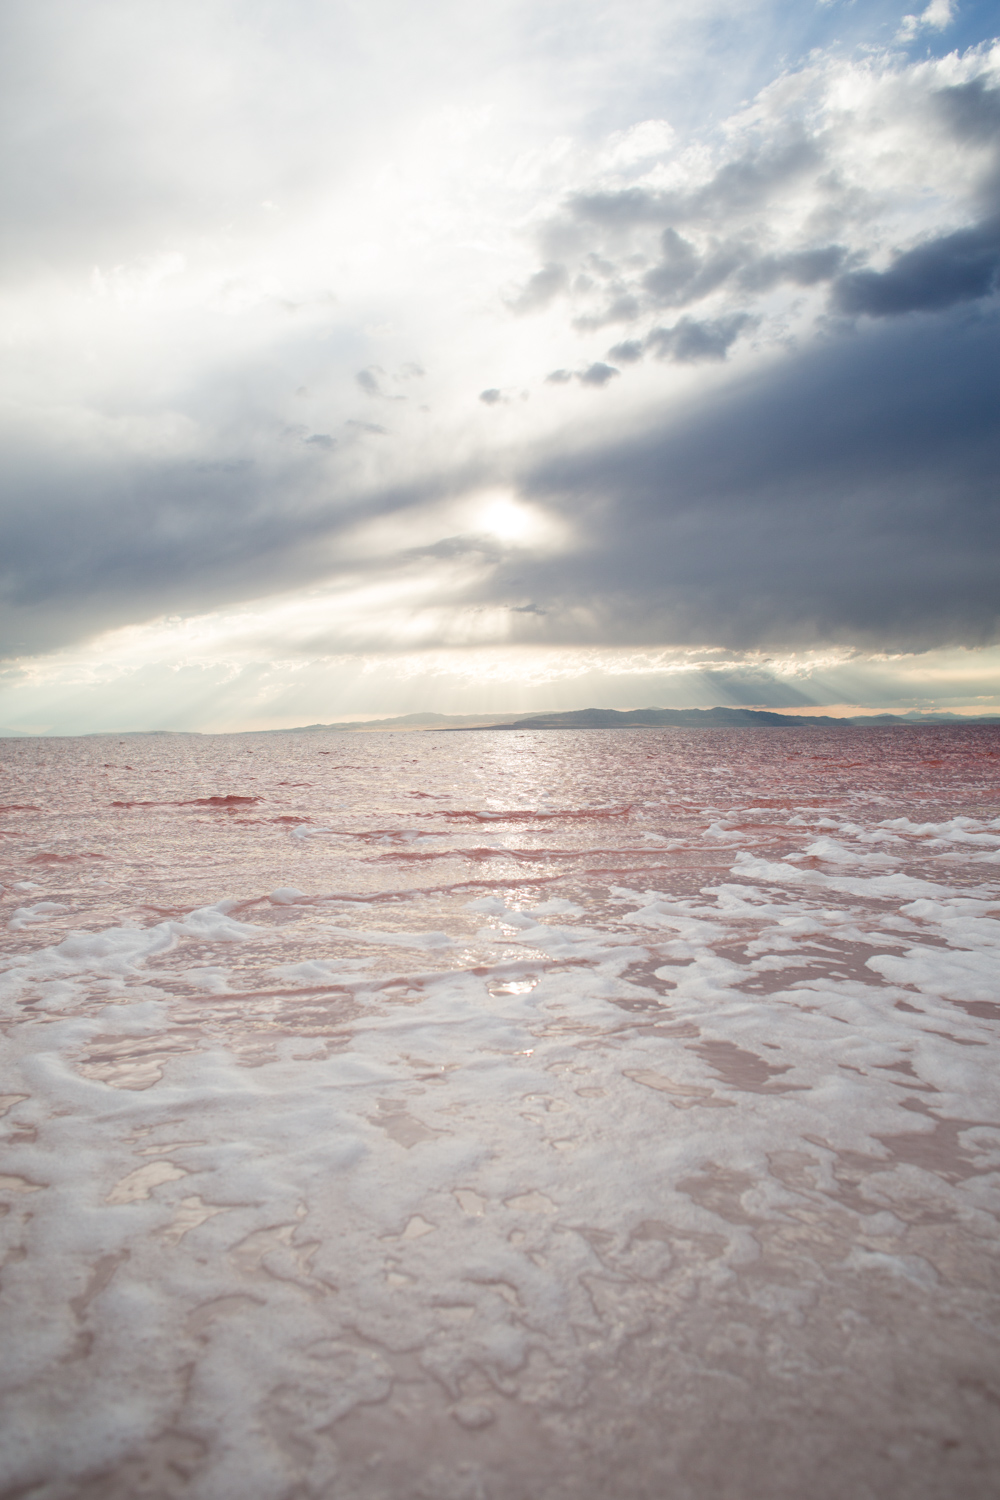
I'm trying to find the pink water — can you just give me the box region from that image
[1,725,999,1499]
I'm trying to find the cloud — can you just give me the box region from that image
[636,314,752,362]
[512,53,1000,380]
[507,262,569,314]
[9,298,994,664]
[577,362,619,385]
[606,340,643,364]
[536,178,840,334]
[935,76,1000,145]
[2,8,999,729]
[567,133,823,233]
[642,229,738,306]
[738,245,848,292]
[356,368,384,396]
[832,217,1000,316]
[544,363,620,385]
[898,1,954,42]
[516,308,1000,652]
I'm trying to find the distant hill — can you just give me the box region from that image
[289,712,524,731]
[286,706,1000,732]
[480,707,844,730]
[480,707,1000,730]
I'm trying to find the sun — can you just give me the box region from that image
[473,491,562,547]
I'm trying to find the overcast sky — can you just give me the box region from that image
[2,0,998,732]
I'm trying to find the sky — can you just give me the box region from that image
[1,0,999,733]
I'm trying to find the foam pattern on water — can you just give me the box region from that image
[1,726,999,1499]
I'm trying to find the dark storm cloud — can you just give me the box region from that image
[0,451,309,653]
[826,77,1000,325]
[934,76,1000,146]
[831,217,1000,316]
[511,309,1000,651]
[3,303,996,662]
[0,434,468,656]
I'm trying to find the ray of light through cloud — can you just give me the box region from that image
[1,0,998,731]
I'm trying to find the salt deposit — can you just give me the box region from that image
[0,725,998,1498]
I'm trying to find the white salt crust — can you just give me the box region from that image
[0,726,998,1499]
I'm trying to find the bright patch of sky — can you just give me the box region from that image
[1,0,998,732]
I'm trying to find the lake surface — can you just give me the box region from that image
[1,724,999,1499]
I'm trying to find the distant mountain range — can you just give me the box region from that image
[291,707,1000,732]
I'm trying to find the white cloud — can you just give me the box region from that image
[898,0,954,41]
